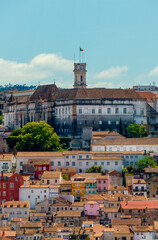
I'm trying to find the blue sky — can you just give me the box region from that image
[0,0,158,88]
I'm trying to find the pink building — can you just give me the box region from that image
[96,175,109,192]
[84,201,100,216]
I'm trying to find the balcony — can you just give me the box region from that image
[61,189,71,192]
[133,189,147,192]
[2,165,9,170]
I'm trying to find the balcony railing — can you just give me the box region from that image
[61,189,71,192]
[2,166,9,169]
[133,189,147,192]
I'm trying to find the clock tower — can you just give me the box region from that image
[73,63,87,88]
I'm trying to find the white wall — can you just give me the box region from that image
[134,231,154,240]
[19,186,59,209]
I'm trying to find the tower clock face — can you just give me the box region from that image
[80,65,84,70]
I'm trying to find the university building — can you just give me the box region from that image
[3,62,148,139]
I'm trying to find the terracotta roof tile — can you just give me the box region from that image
[41,171,61,179]
[121,200,158,209]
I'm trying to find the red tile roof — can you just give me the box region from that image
[121,200,158,209]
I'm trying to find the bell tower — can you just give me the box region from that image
[73,63,87,88]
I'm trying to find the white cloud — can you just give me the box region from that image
[0,54,73,85]
[89,81,114,88]
[149,66,158,76]
[95,66,128,79]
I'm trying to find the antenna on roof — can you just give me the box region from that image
[39,81,40,86]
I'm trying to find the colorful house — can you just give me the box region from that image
[27,159,51,180]
[84,201,100,216]
[96,175,109,192]
[0,171,24,204]
[85,179,97,194]
[71,177,86,199]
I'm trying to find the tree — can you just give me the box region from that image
[127,165,136,173]
[6,121,62,151]
[60,137,71,150]
[126,123,148,138]
[62,174,69,180]
[86,165,104,173]
[136,156,156,169]
[0,116,2,124]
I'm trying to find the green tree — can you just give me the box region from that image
[86,165,104,173]
[60,137,71,150]
[6,121,62,151]
[0,116,2,124]
[62,174,69,180]
[127,165,136,173]
[126,123,148,138]
[136,156,156,169]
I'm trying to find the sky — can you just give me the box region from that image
[0,0,158,88]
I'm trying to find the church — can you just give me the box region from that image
[3,62,147,140]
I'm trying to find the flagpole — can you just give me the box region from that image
[79,47,81,63]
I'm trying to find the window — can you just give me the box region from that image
[47,180,50,184]
[39,167,41,171]
[28,195,30,199]
[86,162,89,166]
[94,162,97,165]
[107,162,110,165]
[20,162,23,166]
[15,177,18,181]
[79,162,82,166]
[115,162,118,165]
[79,155,82,159]
[79,109,82,114]
[3,191,6,196]
[123,108,127,114]
[66,162,69,166]
[3,183,6,188]
[140,109,144,115]
[58,161,61,166]
[107,108,111,114]
[115,108,119,114]
[72,155,75,159]
[66,156,69,159]
[108,121,111,125]
[72,162,75,166]
[86,155,89,159]
[51,162,54,166]
[92,109,95,114]
[55,180,57,183]
[99,120,102,125]
[35,167,37,171]
[116,121,119,125]
[98,109,102,114]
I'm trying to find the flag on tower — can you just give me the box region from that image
[80,48,84,52]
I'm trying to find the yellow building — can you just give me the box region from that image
[71,177,86,197]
